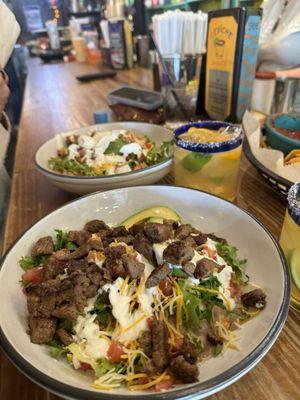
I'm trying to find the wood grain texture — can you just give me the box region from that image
[1,58,299,400]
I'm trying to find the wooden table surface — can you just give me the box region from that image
[1,58,299,400]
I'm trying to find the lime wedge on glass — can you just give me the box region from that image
[181,153,212,172]
[290,249,300,290]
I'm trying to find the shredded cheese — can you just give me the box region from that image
[129,370,169,391]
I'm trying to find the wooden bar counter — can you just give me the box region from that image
[1,58,299,400]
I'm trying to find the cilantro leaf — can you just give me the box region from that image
[171,267,188,278]
[214,343,223,357]
[215,242,248,283]
[19,255,48,271]
[54,229,78,251]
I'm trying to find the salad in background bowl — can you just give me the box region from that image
[35,122,172,195]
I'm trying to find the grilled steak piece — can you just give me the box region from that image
[207,233,227,244]
[241,289,266,309]
[104,235,134,245]
[207,332,223,346]
[151,320,169,372]
[85,219,110,234]
[175,224,198,240]
[31,236,54,257]
[104,245,127,260]
[140,330,152,358]
[193,233,208,246]
[183,236,197,248]
[163,241,194,265]
[163,219,179,229]
[128,222,145,236]
[181,336,198,363]
[170,355,199,383]
[109,226,130,238]
[122,254,145,279]
[88,238,103,251]
[146,263,170,288]
[52,304,79,321]
[133,232,156,265]
[144,222,173,243]
[67,230,91,246]
[194,258,220,279]
[183,262,196,276]
[41,257,66,281]
[54,244,89,261]
[29,316,56,344]
[57,328,73,346]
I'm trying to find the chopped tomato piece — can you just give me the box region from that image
[22,267,43,284]
[136,377,149,385]
[79,362,92,371]
[170,337,184,353]
[229,279,238,297]
[147,316,154,330]
[107,340,125,363]
[155,379,173,392]
[159,278,173,296]
[203,246,217,261]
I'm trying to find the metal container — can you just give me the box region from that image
[137,35,149,68]
[272,77,299,114]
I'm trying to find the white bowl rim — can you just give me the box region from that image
[0,185,290,400]
[34,122,173,181]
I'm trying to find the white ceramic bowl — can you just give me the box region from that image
[0,186,290,400]
[34,122,172,195]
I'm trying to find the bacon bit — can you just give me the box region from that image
[154,378,173,392]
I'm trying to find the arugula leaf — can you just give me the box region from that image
[214,343,223,357]
[93,293,113,328]
[19,255,48,271]
[104,138,126,155]
[215,242,248,283]
[171,267,188,278]
[54,229,78,251]
[178,280,203,329]
[145,140,172,166]
[198,276,221,290]
[49,157,96,177]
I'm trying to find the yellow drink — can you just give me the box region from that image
[279,183,300,312]
[173,123,243,201]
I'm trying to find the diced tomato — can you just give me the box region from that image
[107,340,125,363]
[155,379,173,392]
[136,377,149,385]
[170,337,184,353]
[203,246,217,261]
[147,316,154,330]
[22,267,43,284]
[159,278,173,296]
[79,362,92,371]
[229,279,238,297]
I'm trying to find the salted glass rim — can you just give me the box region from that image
[173,121,244,154]
[287,182,300,226]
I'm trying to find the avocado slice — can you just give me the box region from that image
[120,206,181,229]
[148,217,164,223]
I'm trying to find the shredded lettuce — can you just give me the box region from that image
[145,140,172,166]
[48,340,68,359]
[49,157,96,176]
